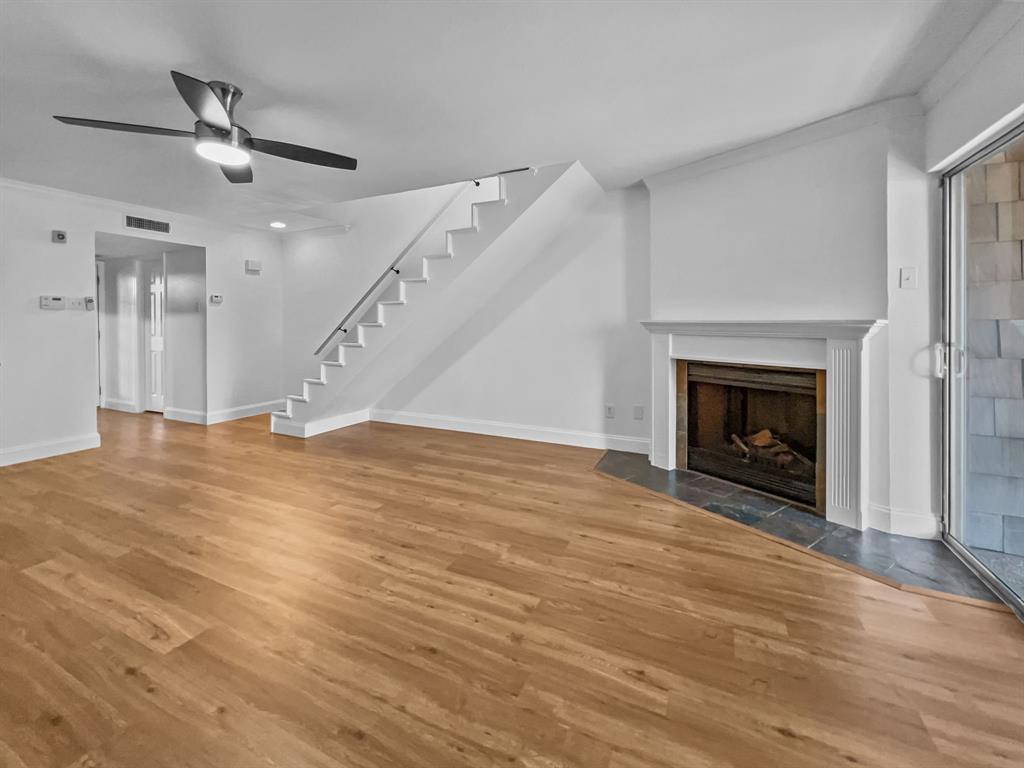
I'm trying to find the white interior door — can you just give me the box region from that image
[145,261,166,412]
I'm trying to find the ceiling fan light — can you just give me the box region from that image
[195,139,251,166]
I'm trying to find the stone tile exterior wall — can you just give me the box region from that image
[966,143,1024,556]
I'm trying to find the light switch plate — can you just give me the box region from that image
[633,405,644,420]
[605,405,615,419]
[898,267,918,289]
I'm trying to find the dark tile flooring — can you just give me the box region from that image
[596,450,998,603]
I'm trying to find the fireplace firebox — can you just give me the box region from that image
[677,361,826,515]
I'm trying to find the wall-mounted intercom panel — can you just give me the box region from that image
[40,296,65,310]
[210,293,224,305]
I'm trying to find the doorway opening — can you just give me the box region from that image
[95,232,206,421]
[944,125,1024,618]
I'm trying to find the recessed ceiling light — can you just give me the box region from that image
[269,221,287,229]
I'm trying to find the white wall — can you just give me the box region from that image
[375,186,651,451]
[647,121,889,322]
[165,247,207,419]
[282,183,462,386]
[0,179,284,464]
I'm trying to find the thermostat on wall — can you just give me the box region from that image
[40,296,65,310]
[210,293,224,305]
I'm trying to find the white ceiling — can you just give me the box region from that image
[0,1,993,230]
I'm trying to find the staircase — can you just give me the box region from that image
[272,161,602,438]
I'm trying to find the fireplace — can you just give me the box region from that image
[677,360,826,515]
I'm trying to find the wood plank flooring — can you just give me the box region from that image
[0,410,1022,768]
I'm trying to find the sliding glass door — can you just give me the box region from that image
[945,128,1024,614]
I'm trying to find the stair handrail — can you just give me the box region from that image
[313,181,474,356]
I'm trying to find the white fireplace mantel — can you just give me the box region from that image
[642,319,887,530]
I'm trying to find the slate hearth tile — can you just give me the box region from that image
[811,527,896,575]
[687,473,741,497]
[884,540,997,602]
[721,488,790,516]
[753,506,835,547]
[703,499,779,527]
[885,534,995,599]
[596,450,647,479]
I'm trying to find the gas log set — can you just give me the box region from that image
[728,428,815,478]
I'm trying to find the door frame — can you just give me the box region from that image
[941,120,1024,619]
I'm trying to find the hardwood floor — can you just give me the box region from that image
[1,410,1022,768]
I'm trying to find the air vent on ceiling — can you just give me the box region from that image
[124,215,170,234]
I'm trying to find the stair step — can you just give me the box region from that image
[271,410,291,419]
[286,395,309,403]
[447,226,477,236]
[358,322,384,328]
[378,300,406,306]
[303,378,325,386]
[341,341,364,348]
[322,361,345,367]
[423,252,452,260]
[401,277,429,283]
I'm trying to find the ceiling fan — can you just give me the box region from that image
[54,71,357,184]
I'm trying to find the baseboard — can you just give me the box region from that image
[866,502,942,539]
[163,407,208,425]
[370,409,650,453]
[0,432,101,467]
[164,400,286,426]
[101,398,144,414]
[272,409,370,438]
[207,399,285,425]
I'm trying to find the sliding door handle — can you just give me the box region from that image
[933,342,949,379]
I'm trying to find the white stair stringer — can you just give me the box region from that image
[272,162,602,438]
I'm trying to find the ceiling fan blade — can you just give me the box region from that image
[249,137,357,170]
[170,70,232,131]
[221,164,253,184]
[54,116,193,138]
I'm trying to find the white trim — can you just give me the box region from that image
[163,407,207,425]
[0,432,101,467]
[100,398,144,414]
[920,3,1024,109]
[866,503,941,540]
[641,319,887,341]
[207,399,285,425]
[643,97,919,188]
[272,408,370,438]
[371,409,650,454]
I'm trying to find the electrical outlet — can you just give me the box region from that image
[633,405,644,420]
[604,405,615,419]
